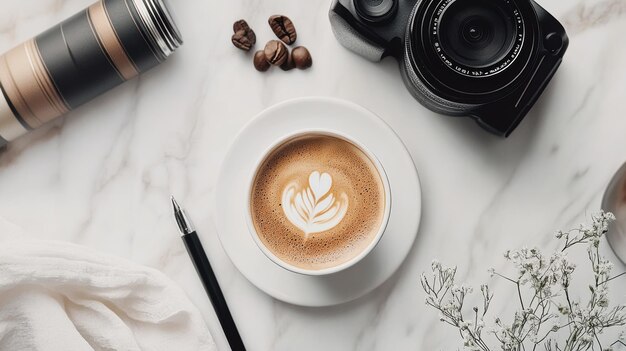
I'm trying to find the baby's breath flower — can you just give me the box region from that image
[558,305,570,315]
[421,211,625,351]
[581,334,593,343]
[431,259,441,271]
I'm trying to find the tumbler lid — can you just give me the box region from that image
[131,0,183,58]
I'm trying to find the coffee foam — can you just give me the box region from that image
[250,134,386,271]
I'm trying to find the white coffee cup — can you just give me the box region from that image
[245,129,392,276]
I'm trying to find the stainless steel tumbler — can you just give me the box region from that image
[603,162,626,263]
[0,0,182,146]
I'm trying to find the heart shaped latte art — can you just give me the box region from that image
[281,171,349,238]
[309,171,332,200]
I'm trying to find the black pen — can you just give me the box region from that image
[171,196,246,351]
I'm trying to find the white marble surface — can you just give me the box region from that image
[1,0,626,350]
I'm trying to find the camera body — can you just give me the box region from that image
[329,0,568,137]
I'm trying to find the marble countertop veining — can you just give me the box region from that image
[1,0,625,350]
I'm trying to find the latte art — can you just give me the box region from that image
[282,171,348,237]
[250,134,386,271]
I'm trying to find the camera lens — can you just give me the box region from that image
[438,0,516,69]
[407,0,527,88]
[405,0,536,99]
[463,23,484,42]
[398,0,566,134]
[354,0,397,23]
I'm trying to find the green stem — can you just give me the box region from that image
[600,271,626,285]
[517,282,525,310]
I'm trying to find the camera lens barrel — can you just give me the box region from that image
[405,0,536,100]
[0,0,182,145]
[437,0,521,72]
[354,0,398,23]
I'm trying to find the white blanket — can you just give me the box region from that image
[0,235,216,351]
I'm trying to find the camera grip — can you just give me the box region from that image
[472,53,564,137]
[329,1,387,62]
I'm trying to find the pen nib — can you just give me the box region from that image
[171,195,181,212]
[171,195,195,235]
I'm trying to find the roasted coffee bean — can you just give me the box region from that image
[292,46,312,69]
[254,50,271,72]
[268,15,297,45]
[264,40,288,66]
[233,19,250,33]
[231,19,256,51]
[280,52,295,71]
[232,30,252,51]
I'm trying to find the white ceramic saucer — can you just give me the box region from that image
[215,97,421,307]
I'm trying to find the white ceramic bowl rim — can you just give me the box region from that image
[245,129,392,276]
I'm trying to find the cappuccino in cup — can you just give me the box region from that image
[248,132,390,275]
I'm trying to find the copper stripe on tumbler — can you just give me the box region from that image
[88,1,139,81]
[0,0,181,147]
[0,39,69,133]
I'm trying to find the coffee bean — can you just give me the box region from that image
[268,15,297,45]
[231,19,256,51]
[264,40,288,66]
[280,52,295,71]
[292,46,312,69]
[233,19,250,33]
[253,50,271,72]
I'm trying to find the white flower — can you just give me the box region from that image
[581,334,593,343]
[558,305,570,315]
[597,259,614,276]
[421,211,625,351]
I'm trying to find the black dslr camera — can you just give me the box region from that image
[329,0,568,136]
